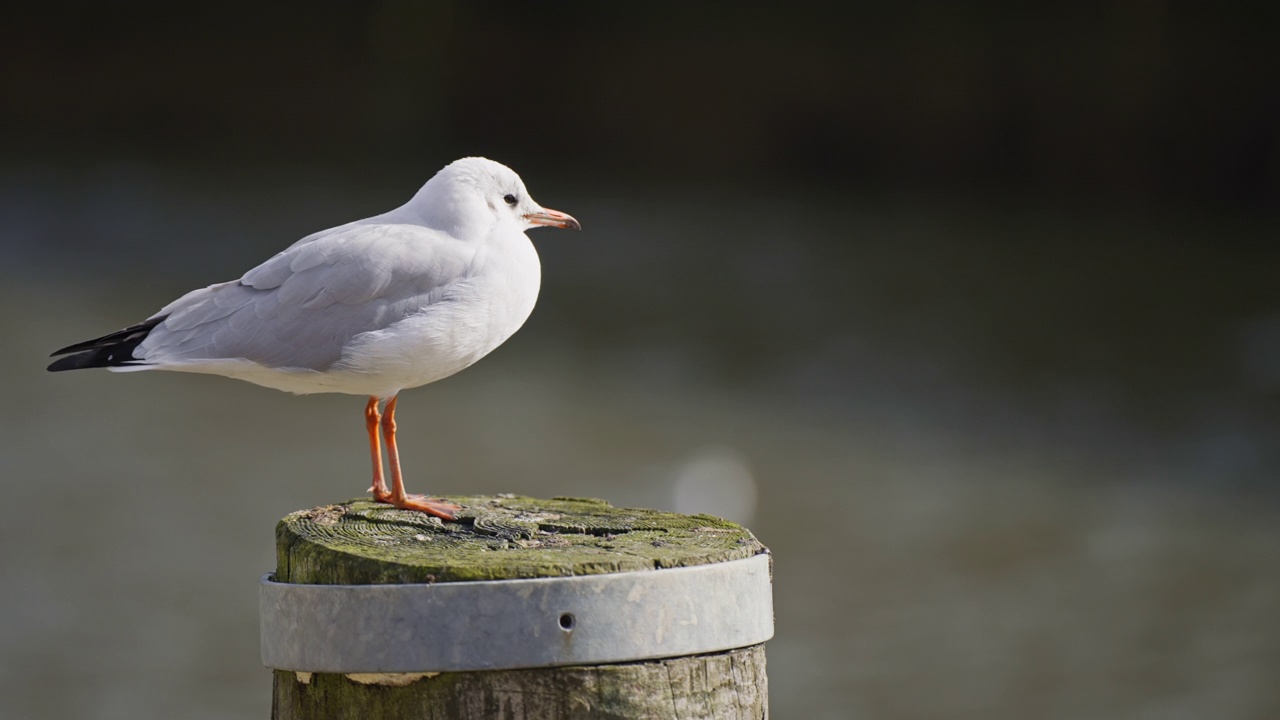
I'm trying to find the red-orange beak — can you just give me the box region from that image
[523,207,581,231]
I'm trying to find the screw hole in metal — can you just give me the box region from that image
[558,612,575,631]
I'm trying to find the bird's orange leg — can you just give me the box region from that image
[380,396,463,520]
[365,397,391,502]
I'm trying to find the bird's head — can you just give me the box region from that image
[410,157,580,237]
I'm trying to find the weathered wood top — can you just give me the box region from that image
[276,495,768,585]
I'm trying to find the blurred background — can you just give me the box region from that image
[2,3,1278,718]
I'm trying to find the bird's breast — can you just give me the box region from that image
[337,233,541,392]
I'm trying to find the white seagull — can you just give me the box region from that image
[49,157,580,520]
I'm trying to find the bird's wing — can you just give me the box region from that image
[135,223,477,370]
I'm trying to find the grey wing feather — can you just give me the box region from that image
[137,223,473,370]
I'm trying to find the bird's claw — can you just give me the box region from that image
[374,493,463,521]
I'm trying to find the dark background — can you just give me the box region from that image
[5,4,1280,206]
[2,3,1278,719]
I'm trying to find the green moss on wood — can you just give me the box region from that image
[276,495,767,585]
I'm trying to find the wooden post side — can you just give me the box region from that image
[273,645,766,718]
[269,496,770,720]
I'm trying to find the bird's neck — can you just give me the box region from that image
[377,189,490,240]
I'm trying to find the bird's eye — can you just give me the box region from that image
[503,194,518,206]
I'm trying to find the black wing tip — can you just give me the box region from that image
[46,349,152,372]
[50,335,108,357]
[49,343,85,358]
[47,316,167,371]
[47,353,93,372]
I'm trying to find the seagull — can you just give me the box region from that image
[48,157,580,520]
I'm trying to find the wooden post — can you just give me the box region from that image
[267,496,771,719]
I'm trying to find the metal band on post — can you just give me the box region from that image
[260,552,773,673]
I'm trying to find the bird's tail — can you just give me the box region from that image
[47,316,166,372]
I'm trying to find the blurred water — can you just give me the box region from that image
[1,164,1277,719]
